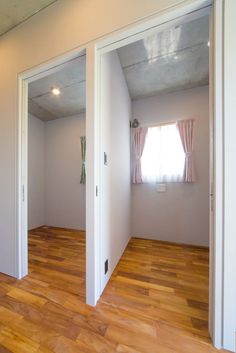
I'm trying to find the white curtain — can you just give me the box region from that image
[132,127,148,183]
[141,124,185,182]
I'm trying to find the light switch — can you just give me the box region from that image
[156,183,166,192]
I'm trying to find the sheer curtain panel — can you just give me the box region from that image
[176,119,195,182]
[132,127,148,183]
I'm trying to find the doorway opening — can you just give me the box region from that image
[96,4,217,348]
[19,49,87,303]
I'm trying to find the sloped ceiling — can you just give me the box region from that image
[117,14,209,100]
[0,0,57,37]
[28,13,209,121]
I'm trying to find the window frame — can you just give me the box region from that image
[140,121,185,183]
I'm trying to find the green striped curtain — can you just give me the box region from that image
[80,136,86,184]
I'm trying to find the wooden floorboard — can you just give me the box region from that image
[0,227,228,353]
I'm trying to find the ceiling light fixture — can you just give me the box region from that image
[174,55,178,60]
[52,87,60,96]
[207,41,210,47]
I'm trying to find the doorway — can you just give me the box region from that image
[18,48,89,303]
[95,0,223,349]
[100,7,210,337]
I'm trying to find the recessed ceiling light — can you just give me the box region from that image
[52,87,60,96]
[174,55,178,60]
[207,41,210,47]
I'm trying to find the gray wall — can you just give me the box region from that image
[45,114,86,230]
[131,86,209,246]
[28,113,86,231]
[100,50,131,292]
[28,114,45,230]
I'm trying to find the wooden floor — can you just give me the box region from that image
[0,227,228,353]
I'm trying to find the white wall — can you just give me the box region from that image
[28,113,86,231]
[100,50,131,292]
[131,86,209,246]
[45,114,86,230]
[223,0,236,350]
[28,114,45,230]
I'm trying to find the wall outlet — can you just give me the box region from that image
[156,183,167,192]
[105,259,108,274]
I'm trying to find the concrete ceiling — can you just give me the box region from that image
[117,14,209,100]
[28,52,86,121]
[28,13,209,121]
[0,0,57,37]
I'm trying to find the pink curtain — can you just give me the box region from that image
[177,119,195,182]
[132,127,148,183]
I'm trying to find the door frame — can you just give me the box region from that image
[17,45,98,305]
[94,0,223,348]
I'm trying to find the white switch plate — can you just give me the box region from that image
[156,183,167,192]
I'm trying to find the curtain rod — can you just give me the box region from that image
[131,119,177,128]
[143,120,177,128]
[131,118,194,129]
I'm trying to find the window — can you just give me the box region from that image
[141,123,185,182]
